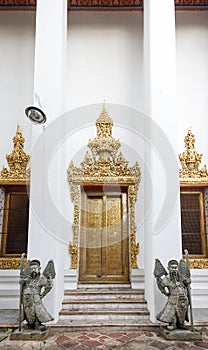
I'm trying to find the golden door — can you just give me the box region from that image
[79,187,129,283]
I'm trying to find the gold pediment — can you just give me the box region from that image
[68,104,141,189]
[179,128,208,184]
[0,125,30,185]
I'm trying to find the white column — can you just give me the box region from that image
[143,0,182,321]
[27,0,67,321]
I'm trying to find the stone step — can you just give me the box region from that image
[65,288,144,293]
[59,288,150,324]
[59,309,150,322]
[64,289,145,301]
[62,299,147,310]
[52,320,156,332]
[77,283,131,289]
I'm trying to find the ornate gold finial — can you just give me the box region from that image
[96,101,113,129]
[179,128,208,183]
[0,125,30,182]
[87,103,120,163]
[67,105,141,269]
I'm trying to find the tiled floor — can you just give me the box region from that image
[0,309,208,350]
[1,329,208,350]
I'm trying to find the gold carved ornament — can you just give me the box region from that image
[67,104,141,269]
[188,258,208,269]
[0,125,30,184]
[0,256,27,270]
[179,128,208,184]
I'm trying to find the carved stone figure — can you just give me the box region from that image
[154,252,192,331]
[19,254,56,332]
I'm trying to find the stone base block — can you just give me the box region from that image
[10,327,51,341]
[160,327,202,341]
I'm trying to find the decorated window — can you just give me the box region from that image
[179,128,208,268]
[0,126,30,268]
[0,185,29,256]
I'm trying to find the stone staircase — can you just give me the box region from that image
[58,286,150,327]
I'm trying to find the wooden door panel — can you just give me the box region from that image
[105,196,123,276]
[79,189,129,283]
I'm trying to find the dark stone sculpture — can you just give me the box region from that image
[19,253,56,332]
[154,251,202,340]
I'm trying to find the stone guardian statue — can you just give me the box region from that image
[19,254,56,332]
[154,257,189,330]
[154,251,202,340]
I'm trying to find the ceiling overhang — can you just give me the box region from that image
[0,0,208,11]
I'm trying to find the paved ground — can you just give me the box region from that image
[0,309,208,349]
[1,329,208,350]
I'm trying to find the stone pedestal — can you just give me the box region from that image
[10,327,51,341]
[160,327,202,341]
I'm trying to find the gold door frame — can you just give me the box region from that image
[67,105,141,271]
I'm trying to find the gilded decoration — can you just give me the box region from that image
[0,0,36,4]
[0,125,30,184]
[188,259,208,269]
[0,257,27,270]
[67,105,141,269]
[179,128,208,184]
[175,0,208,7]
[1,0,208,10]
[69,0,142,9]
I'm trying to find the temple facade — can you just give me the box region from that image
[0,0,208,323]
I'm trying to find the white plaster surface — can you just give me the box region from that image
[176,11,208,165]
[66,12,143,112]
[0,12,35,167]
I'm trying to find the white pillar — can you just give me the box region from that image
[27,0,67,321]
[143,0,182,321]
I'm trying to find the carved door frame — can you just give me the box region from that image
[67,105,141,275]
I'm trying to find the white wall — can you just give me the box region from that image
[176,12,208,164]
[66,12,143,111]
[0,12,35,168]
[65,12,145,270]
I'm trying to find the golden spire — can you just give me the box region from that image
[96,101,113,129]
[0,125,30,182]
[89,104,120,162]
[179,128,208,181]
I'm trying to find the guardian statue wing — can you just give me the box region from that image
[154,258,168,278]
[154,259,169,296]
[43,260,56,279]
[41,260,56,299]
